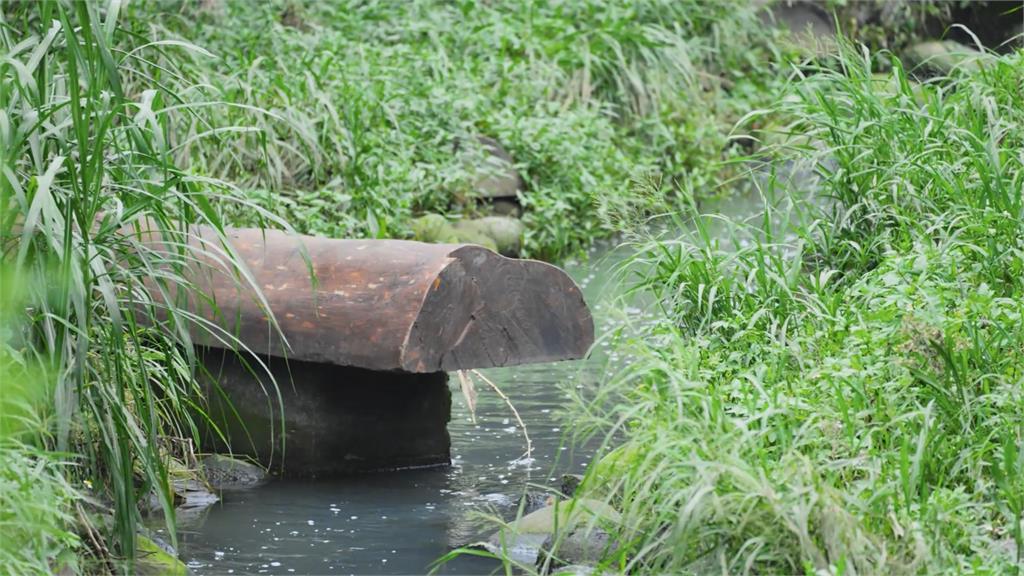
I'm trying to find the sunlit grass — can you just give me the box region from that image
[1,2,285,570]
[566,46,1024,574]
[123,0,774,259]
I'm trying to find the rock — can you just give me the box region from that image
[493,498,620,538]
[461,135,525,199]
[475,216,524,256]
[481,498,621,566]
[540,527,618,570]
[589,445,641,493]
[454,216,524,257]
[522,492,556,514]
[173,477,220,507]
[490,198,523,218]
[145,462,218,513]
[483,532,551,566]
[548,564,606,576]
[560,474,584,497]
[136,534,190,576]
[202,454,267,490]
[412,214,522,256]
[411,214,458,244]
[905,40,989,75]
[452,225,499,252]
[762,1,835,57]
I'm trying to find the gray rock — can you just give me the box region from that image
[905,40,988,75]
[522,492,556,514]
[461,135,525,199]
[490,198,523,218]
[174,478,220,507]
[202,454,267,490]
[761,0,835,56]
[547,564,606,576]
[560,474,584,497]
[145,477,218,513]
[540,527,618,568]
[482,532,551,566]
[481,498,622,565]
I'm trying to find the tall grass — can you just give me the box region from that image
[565,46,1024,574]
[118,0,775,259]
[2,1,282,570]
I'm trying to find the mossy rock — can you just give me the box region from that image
[541,527,619,570]
[136,534,190,576]
[411,214,458,244]
[586,444,643,494]
[560,474,584,497]
[904,40,989,75]
[501,498,620,536]
[202,454,267,490]
[453,217,524,256]
[483,498,621,566]
[452,226,498,252]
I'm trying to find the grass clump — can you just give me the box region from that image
[567,47,1024,574]
[0,444,81,575]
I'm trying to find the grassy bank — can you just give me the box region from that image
[566,47,1024,574]
[122,0,779,259]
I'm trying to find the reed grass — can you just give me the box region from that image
[122,0,774,259]
[2,1,284,571]
[565,44,1024,574]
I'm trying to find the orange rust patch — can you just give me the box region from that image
[433,277,441,290]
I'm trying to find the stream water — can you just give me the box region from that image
[172,180,796,575]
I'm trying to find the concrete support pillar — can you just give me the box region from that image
[199,347,451,477]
